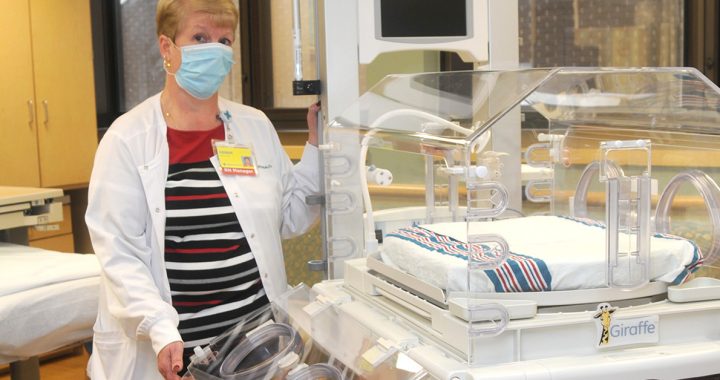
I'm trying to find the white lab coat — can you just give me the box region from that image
[85,94,320,379]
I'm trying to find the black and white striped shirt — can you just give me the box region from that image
[164,126,269,364]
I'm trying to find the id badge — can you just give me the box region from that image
[212,140,257,176]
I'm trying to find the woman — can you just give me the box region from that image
[85,1,321,379]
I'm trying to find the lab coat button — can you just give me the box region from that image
[155,207,160,213]
[263,273,268,279]
[250,233,255,239]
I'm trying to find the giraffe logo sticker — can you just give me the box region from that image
[593,303,617,346]
[593,302,659,348]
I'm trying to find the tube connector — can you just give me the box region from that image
[366,165,393,186]
[439,165,490,179]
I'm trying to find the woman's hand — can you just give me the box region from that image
[158,341,184,380]
[306,101,320,146]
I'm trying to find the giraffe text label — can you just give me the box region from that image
[593,303,659,348]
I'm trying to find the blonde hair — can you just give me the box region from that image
[156,0,239,40]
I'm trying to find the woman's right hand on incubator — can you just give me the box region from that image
[158,340,184,380]
[307,101,320,146]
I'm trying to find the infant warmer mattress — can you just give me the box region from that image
[0,243,100,364]
[380,215,702,293]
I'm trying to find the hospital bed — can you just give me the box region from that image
[0,187,99,380]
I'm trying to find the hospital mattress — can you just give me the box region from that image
[380,215,702,293]
[0,243,100,364]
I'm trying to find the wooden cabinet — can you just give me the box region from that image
[0,0,98,189]
[0,1,38,186]
[28,203,76,252]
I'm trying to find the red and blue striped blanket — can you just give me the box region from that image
[387,226,552,292]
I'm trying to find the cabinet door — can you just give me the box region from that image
[30,0,98,188]
[0,0,41,186]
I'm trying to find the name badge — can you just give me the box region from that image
[213,140,257,176]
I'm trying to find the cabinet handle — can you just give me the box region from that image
[27,100,34,125]
[42,100,49,125]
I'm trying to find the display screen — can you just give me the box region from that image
[380,0,467,38]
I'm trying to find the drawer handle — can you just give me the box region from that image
[27,100,34,125]
[42,100,49,125]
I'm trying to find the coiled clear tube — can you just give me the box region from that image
[219,323,304,380]
[655,170,720,265]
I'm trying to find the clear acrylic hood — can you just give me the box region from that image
[330,67,720,144]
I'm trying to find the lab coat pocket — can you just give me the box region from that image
[92,330,138,380]
[233,173,281,215]
[138,154,168,254]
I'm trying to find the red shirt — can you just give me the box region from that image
[166,124,224,164]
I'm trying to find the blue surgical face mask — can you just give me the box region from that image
[168,42,234,100]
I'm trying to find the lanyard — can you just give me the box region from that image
[214,109,257,176]
[219,109,235,144]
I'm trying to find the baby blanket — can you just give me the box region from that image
[381,215,702,292]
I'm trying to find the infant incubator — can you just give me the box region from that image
[187,67,720,379]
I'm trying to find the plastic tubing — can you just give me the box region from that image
[655,170,720,265]
[360,133,378,253]
[219,323,304,380]
[287,363,344,380]
[360,110,483,254]
[573,160,625,218]
[368,108,473,136]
